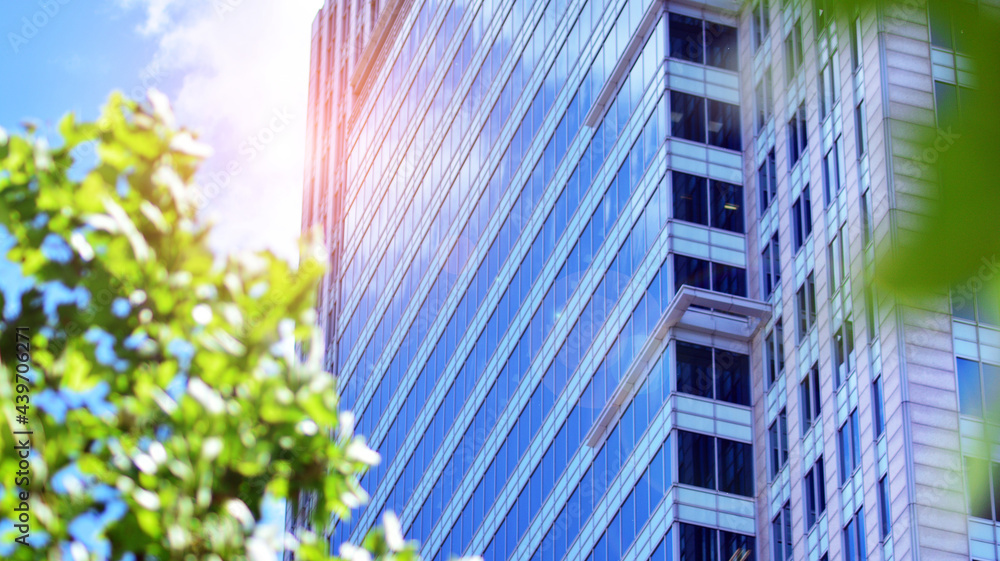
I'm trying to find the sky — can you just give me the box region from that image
[0,0,325,262]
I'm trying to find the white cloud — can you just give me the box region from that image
[117,0,324,262]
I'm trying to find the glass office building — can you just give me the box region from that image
[299,0,986,559]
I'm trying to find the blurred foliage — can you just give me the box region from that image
[818,0,1000,293]
[0,93,418,561]
[868,0,1000,294]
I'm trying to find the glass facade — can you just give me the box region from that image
[304,0,754,558]
[300,0,988,559]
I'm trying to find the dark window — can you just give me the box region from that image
[672,91,706,143]
[929,0,976,53]
[758,148,777,212]
[804,457,827,529]
[673,171,708,226]
[713,262,747,297]
[978,280,1000,325]
[801,363,822,430]
[935,80,959,130]
[675,255,711,292]
[958,357,984,417]
[710,180,744,233]
[788,103,808,168]
[680,523,718,561]
[719,439,753,496]
[752,0,770,51]
[716,350,750,406]
[850,17,863,69]
[762,233,781,299]
[706,22,739,71]
[839,409,861,483]
[861,189,874,248]
[679,430,715,489]
[843,509,867,561]
[833,317,855,386]
[676,342,749,406]
[708,99,742,151]
[791,187,813,251]
[670,13,704,63]
[720,531,755,561]
[828,225,847,296]
[784,19,803,82]
[872,376,886,438]
[677,342,713,399]
[796,272,817,341]
[966,456,994,519]
[769,409,788,479]
[765,319,785,387]
[819,60,836,119]
[673,172,744,233]
[878,476,891,540]
[855,101,867,157]
[678,524,754,561]
[823,137,842,206]
[756,68,773,132]
[772,502,793,560]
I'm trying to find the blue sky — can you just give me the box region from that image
[0,0,323,261]
[1,4,323,551]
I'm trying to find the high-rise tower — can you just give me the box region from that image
[300,0,986,559]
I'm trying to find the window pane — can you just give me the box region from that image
[674,255,711,292]
[673,171,708,225]
[957,358,984,417]
[977,280,1000,325]
[873,377,885,437]
[929,0,953,48]
[720,531,754,561]
[670,13,704,63]
[676,342,713,399]
[952,286,977,321]
[983,363,1000,423]
[935,81,958,129]
[718,438,753,496]
[710,180,745,233]
[792,197,804,249]
[679,523,717,561]
[678,431,715,489]
[671,91,706,143]
[967,456,993,519]
[716,350,750,406]
[708,100,741,151]
[878,476,891,538]
[713,263,747,297]
[706,23,739,70]
[993,463,1000,523]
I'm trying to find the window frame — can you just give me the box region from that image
[796,272,817,342]
[804,456,827,529]
[752,0,771,51]
[765,318,785,388]
[784,18,804,84]
[800,363,822,431]
[839,409,862,484]
[758,148,778,213]
[768,409,789,480]
[762,232,781,300]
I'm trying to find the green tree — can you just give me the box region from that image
[0,92,416,561]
